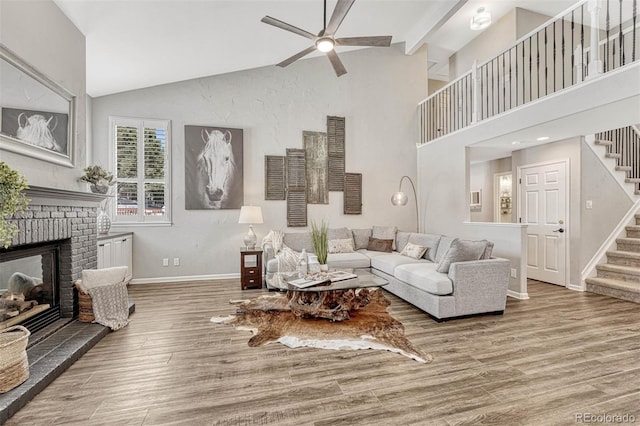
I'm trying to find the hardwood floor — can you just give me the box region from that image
[6,280,640,425]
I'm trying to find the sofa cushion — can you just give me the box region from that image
[328,238,355,254]
[435,236,455,263]
[395,231,411,252]
[408,233,441,261]
[284,232,314,253]
[436,238,489,273]
[371,252,425,275]
[367,237,393,252]
[394,263,453,296]
[358,249,387,259]
[327,252,371,269]
[400,242,428,259]
[372,225,398,250]
[328,227,352,240]
[352,228,372,250]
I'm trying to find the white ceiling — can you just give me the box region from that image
[54,0,577,97]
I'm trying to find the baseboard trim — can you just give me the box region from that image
[507,290,529,300]
[567,283,586,292]
[130,273,241,285]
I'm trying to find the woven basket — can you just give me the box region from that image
[0,325,30,393]
[76,283,95,323]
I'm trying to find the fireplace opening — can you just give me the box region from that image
[1,241,63,333]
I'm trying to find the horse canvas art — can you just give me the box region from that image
[185,125,243,209]
[1,107,69,155]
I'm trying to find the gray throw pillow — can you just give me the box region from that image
[395,231,411,252]
[328,227,352,240]
[372,225,398,250]
[482,241,494,259]
[408,233,441,261]
[436,239,489,273]
[435,236,455,263]
[352,228,372,250]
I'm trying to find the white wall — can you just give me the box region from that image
[0,0,87,191]
[91,44,428,280]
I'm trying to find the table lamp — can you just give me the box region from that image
[238,206,263,249]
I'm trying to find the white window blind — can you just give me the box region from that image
[110,117,171,223]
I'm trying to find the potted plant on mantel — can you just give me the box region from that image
[79,165,115,194]
[0,162,30,248]
[310,220,329,271]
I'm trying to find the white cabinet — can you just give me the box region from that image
[97,233,133,281]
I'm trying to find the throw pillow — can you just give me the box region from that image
[395,231,411,253]
[407,233,441,261]
[372,225,398,250]
[352,228,372,250]
[328,227,352,240]
[435,236,455,263]
[400,242,428,259]
[328,238,355,254]
[367,237,394,253]
[482,241,495,259]
[436,239,489,273]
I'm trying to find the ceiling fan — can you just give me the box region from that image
[261,0,392,77]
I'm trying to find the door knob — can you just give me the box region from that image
[553,228,565,233]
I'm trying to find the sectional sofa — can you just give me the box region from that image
[262,227,511,321]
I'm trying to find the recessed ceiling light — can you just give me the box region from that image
[536,136,550,141]
[512,141,521,145]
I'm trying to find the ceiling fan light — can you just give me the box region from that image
[470,7,491,31]
[316,37,335,52]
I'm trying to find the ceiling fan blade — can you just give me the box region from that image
[326,50,347,77]
[261,16,316,40]
[335,36,392,47]
[277,46,317,68]
[325,0,356,35]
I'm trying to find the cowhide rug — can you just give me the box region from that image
[211,288,432,363]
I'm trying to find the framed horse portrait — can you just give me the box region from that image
[184,125,244,210]
[0,44,76,167]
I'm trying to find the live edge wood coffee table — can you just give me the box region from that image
[267,269,388,322]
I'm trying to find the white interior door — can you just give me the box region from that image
[519,161,568,286]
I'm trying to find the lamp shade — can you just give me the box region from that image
[391,191,409,206]
[238,206,263,224]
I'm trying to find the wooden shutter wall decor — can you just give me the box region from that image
[343,173,362,215]
[327,116,346,192]
[264,155,286,200]
[303,131,329,205]
[286,148,307,227]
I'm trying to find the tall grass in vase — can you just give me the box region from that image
[310,220,328,266]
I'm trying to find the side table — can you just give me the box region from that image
[240,248,263,289]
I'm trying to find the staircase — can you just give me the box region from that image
[585,214,640,303]
[594,126,640,196]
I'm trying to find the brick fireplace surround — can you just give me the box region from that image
[0,186,109,423]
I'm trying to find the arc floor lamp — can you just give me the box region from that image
[391,176,419,232]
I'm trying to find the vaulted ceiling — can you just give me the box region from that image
[54,0,576,97]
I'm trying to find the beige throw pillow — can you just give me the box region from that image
[400,242,428,259]
[328,238,355,254]
[367,237,394,253]
[372,226,398,250]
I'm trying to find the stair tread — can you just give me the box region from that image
[616,165,633,171]
[607,250,640,259]
[617,237,640,244]
[626,178,640,183]
[606,153,622,158]
[586,277,640,293]
[596,263,640,275]
[595,139,614,146]
[626,225,640,230]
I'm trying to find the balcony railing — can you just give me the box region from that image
[418,0,640,145]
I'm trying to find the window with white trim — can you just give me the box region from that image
[110,117,171,224]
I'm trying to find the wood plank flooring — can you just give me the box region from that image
[6,279,640,425]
